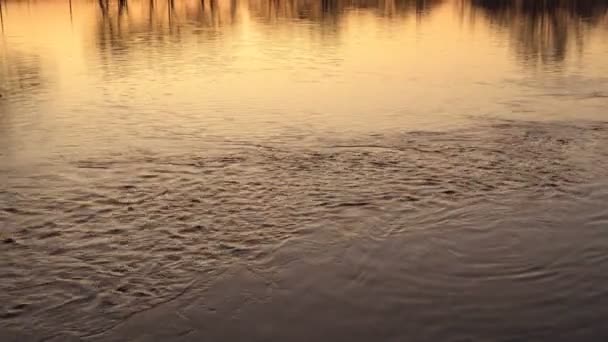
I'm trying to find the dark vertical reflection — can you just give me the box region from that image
[464,0,608,66]
[118,0,128,16]
[230,0,237,21]
[69,0,73,24]
[0,0,5,33]
[168,0,174,27]
[98,0,108,15]
[149,0,154,27]
[321,0,337,14]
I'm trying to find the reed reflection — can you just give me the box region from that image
[465,0,608,65]
[92,0,446,76]
[1,0,5,33]
[90,0,608,68]
[94,0,445,29]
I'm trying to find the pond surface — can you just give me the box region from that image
[1,0,608,341]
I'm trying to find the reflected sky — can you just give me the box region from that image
[1,0,607,159]
[1,0,606,65]
[463,0,608,66]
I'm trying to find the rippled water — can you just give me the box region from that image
[1,0,608,341]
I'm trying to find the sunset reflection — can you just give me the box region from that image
[2,1,608,341]
[2,0,607,70]
[463,0,608,65]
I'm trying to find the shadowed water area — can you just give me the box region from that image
[1,0,608,341]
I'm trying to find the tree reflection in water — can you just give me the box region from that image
[464,0,608,65]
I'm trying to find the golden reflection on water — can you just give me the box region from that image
[462,0,608,66]
[2,0,606,65]
[1,0,607,155]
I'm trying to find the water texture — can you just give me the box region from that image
[1,0,608,340]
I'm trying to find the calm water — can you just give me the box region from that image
[1,0,608,341]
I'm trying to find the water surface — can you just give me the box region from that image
[1,0,608,341]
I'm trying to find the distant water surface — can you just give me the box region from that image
[1,0,608,341]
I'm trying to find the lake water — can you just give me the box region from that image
[1,0,608,341]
